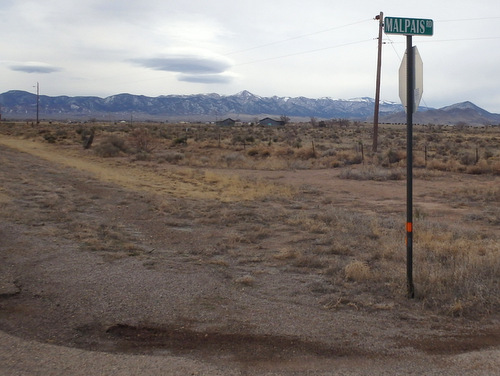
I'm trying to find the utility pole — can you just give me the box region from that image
[35,82,40,124]
[372,11,383,152]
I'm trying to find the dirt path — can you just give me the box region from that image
[0,138,499,375]
[238,167,498,224]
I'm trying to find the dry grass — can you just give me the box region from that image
[273,248,298,260]
[286,213,330,234]
[234,275,256,286]
[0,136,294,202]
[344,261,371,281]
[339,166,405,181]
[280,203,500,315]
[0,122,498,317]
[414,222,500,314]
[444,184,500,204]
[0,188,10,204]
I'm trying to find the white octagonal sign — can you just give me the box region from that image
[399,46,423,113]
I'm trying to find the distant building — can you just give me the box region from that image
[216,118,236,126]
[259,117,285,126]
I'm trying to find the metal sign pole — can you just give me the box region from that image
[406,35,415,298]
[386,15,432,299]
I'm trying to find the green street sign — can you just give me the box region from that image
[384,17,433,36]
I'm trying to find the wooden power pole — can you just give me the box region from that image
[372,12,383,152]
[36,82,40,125]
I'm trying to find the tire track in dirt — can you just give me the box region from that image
[0,136,294,202]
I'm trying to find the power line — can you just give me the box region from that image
[230,15,500,68]
[225,18,372,56]
[384,35,402,60]
[228,15,500,57]
[420,36,500,43]
[436,16,500,22]
[384,35,500,44]
[233,38,373,67]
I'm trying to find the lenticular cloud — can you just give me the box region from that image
[131,52,231,75]
[130,50,234,84]
[9,62,62,74]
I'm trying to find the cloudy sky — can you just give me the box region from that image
[1,0,500,112]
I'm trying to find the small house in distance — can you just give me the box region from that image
[216,118,236,126]
[259,117,285,126]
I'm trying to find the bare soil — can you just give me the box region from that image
[0,136,499,375]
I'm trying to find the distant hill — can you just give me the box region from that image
[380,101,500,126]
[0,90,498,125]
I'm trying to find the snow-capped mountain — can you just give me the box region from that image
[0,90,405,120]
[0,90,498,125]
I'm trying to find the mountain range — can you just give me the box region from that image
[1,90,499,126]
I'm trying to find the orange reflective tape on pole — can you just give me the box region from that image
[406,222,413,233]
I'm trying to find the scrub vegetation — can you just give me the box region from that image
[0,120,498,367]
[0,119,499,317]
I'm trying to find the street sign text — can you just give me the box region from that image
[384,17,433,36]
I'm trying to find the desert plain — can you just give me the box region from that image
[0,120,498,375]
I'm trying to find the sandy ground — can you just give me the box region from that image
[0,137,499,375]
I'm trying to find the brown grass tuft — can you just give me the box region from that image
[344,261,371,281]
[234,275,256,286]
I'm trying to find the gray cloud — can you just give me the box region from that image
[178,73,233,84]
[131,54,231,75]
[10,62,62,74]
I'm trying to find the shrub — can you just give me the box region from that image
[94,135,128,157]
[130,127,157,153]
[81,128,95,149]
[274,146,294,157]
[293,254,325,269]
[261,149,271,157]
[159,152,185,163]
[322,148,337,157]
[336,150,362,165]
[295,148,317,160]
[55,129,68,139]
[492,160,500,175]
[247,148,260,157]
[386,149,406,164]
[459,151,476,166]
[466,159,490,174]
[222,152,245,167]
[172,136,188,146]
[483,149,494,159]
[133,151,151,161]
[43,133,57,143]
